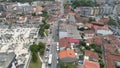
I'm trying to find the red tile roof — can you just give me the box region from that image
[69,38,80,44]
[84,60,100,68]
[59,50,76,59]
[92,25,109,31]
[59,37,71,48]
[85,50,99,60]
[93,36,103,45]
[84,30,95,34]
[100,18,109,24]
[106,52,120,68]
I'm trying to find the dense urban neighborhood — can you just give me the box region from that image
[0,0,120,68]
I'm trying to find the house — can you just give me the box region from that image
[84,60,100,68]
[59,37,71,51]
[92,36,103,46]
[75,14,89,23]
[84,23,92,29]
[59,37,80,51]
[59,50,76,62]
[32,6,43,15]
[69,37,80,49]
[92,25,113,35]
[84,50,99,62]
[85,36,103,46]
[100,17,110,25]
[83,30,95,39]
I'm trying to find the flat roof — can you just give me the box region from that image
[0,52,16,68]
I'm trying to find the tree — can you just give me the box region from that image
[89,17,95,23]
[108,17,117,26]
[29,44,38,53]
[72,0,98,8]
[32,13,36,16]
[44,24,50,29]
[32,53,37,62]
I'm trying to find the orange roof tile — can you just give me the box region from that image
[59,50,76,59]
[84,60,100,68]
[83,60,100,68]
[85,50,99,60]
[59,37,71,48]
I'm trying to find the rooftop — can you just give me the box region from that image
[59,50,76,59]
[0,52,16,68]
[85,50,99,60]
[84,60,100,68]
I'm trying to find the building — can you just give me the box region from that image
[84,60,100,68]
[83,30,95,39]
[0,52,16,68]
[59,50,77,62]
[84,50,99,62]
[101,4,113,15]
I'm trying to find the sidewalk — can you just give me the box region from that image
[37,52,46,68]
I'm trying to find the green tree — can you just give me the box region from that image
[32,13,36,16]
[108,17,117,26]
[72,0,98,8]
[44,24,50,29]
[32,53,37,62]
[29,44,38,53]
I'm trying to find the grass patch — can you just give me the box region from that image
[60,62,78,68]
[45,30,48,36]
[29,54,42,68]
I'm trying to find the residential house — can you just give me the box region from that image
[100,17,110,25]
[84,50,99,62]
[83,30,95,39]
[85,36,103,46]
[59,50,77,62]
[59,37,71,51]
[59,37,80,51]
[75,14,89,23]
[92,25,113,35]
[84,60,100,68]
[32,6,43,15]
[102,38,120,68]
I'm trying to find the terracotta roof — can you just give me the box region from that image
[93,36,103,46]
[106,52,120,68]
[92,22,104,25]
[59,37,71,48]
[59,50,76,59]
[84,30,95,34]
[104,44,116,53]
[84,60,100,68]
[69,38,80,43]
[100,18,109,24]
[85,50,99,60]
[92,25,109,31]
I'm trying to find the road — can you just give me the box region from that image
[41,1,64,68]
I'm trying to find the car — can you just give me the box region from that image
[46,48,49,51]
